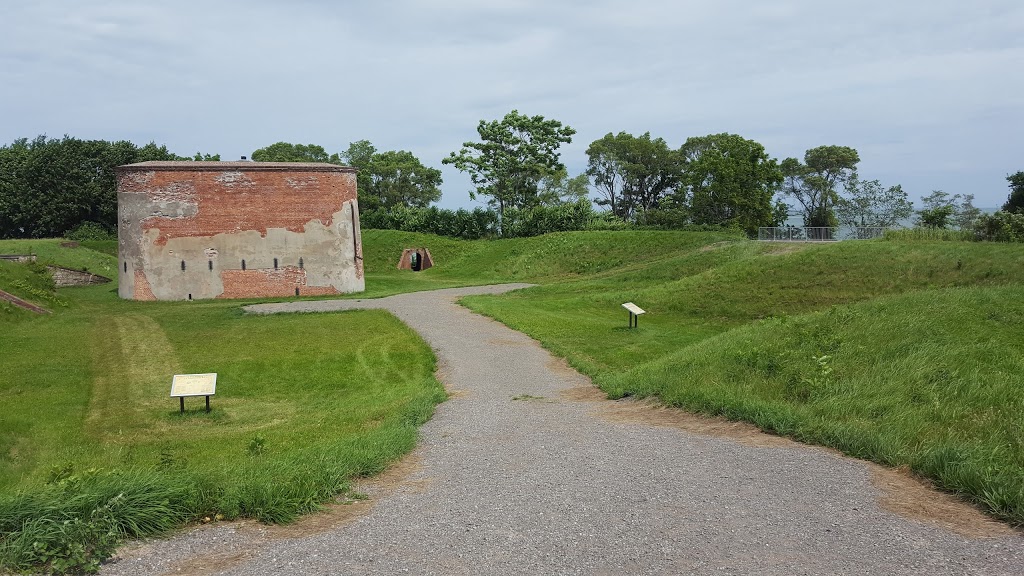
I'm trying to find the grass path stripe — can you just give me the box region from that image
[86,315,182,440]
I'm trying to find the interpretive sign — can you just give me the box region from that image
[622,302,645,316]
[170,373,217,413]
[622,302,646,328]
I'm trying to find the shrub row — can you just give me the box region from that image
[973,211,1024,242]
[883,211,1024,243]
[361,202,738,239]
[360,201,600,239]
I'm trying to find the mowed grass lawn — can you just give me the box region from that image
[0,239,448,572]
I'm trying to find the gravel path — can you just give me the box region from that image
[103,284,1024,575]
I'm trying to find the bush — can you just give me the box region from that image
[363,202,600,239]
[973,211,1024,242]
[637,206,690,229]
[585,212,634,231]
[362,201,740,239]
[361,206,498,239]
[883,213,1024,243]
[502,200,596,238]
[65,222,115,242]
[883,228,973,242]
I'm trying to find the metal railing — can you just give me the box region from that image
[757,227,887,241]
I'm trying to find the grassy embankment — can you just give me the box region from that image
[459,235,1024,526]
[3,230,725,571]
[0,237,456,572]
[2,229,1023,570]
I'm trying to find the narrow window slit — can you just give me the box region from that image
[241,259,246,270]
[181,260,186,271]
[208,260,213,271]
[273,257,278,270]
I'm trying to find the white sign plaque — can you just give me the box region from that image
[622,302,646,315]
[171,373,217,397]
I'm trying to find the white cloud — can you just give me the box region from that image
[1,0,1021,207]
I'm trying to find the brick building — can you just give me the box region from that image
[116,161,364,300]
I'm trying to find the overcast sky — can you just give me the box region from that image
[2,1,1021,210]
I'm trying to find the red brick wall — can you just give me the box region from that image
[118,163,363,300]
[133,270,157,301]
[118,169,356,246]
[219,268,339,299]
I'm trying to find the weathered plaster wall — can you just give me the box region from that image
[117,162,364,300]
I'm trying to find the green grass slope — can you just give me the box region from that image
[0,238,450,573]
[358,228,745,297]
[3,230,1023,572]
[605,286,1024,523]
[460,236,1024,526]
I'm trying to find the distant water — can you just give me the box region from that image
[782,207,1001,230]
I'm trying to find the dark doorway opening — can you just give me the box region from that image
[397,248,434,272]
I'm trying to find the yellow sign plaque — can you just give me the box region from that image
[171,373,217,397]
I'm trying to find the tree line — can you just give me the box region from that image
[442,110,1023,238]
[0,136,441,239]
[2,114,1022,240]
[0,136,219,239]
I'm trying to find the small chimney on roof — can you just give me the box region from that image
[240,155,247,161]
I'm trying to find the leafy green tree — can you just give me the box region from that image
[0,138,33,238]
[192,152,221,161]
[916,191,956,228]
[443,110,576,221]
[836,176,913,228]
[620,133,683,223]
[0,135,212,239]
[341,139,378,195]
[585,133,628,220]
[250,142,341,164]
[537,168,590,206]
[135,142,183,162]
[915,190,979,229]
[953,194,981,230]
[1003,171,1024,214]
[782,145,860,227]
[342,140,443,210]
[0,136,182,238]
[585,132,682,222]
[678,133,783,235]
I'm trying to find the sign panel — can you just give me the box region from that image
[622,302,646,315]
[171,373,217,397]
